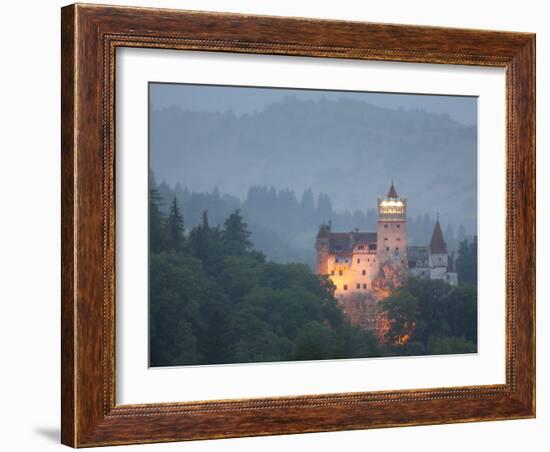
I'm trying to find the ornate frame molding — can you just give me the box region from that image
[61,4,535,447]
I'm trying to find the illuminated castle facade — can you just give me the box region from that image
[315,182,457,333]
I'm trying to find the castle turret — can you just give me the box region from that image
[376,181,407,266]
[315,222,331,274]
[428,216,449,280]
[429,217,448,267]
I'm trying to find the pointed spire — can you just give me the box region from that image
[429,217,447,254]
[387,180,398,198]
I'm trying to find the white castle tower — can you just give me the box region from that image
[376,181,408,267]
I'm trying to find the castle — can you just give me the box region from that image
[315,182,457,334]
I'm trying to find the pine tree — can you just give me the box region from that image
[167,196,185,252]
[149,188,165,253]
[158,181,172,214]
[222,209,253,255]
[469,235,478,285]
[189,211,210,262]
[456,236,477,286]
[201,210,209,229]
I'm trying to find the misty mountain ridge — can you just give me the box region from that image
[150,96,477,232]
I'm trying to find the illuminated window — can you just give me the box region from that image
[343,284,348,290]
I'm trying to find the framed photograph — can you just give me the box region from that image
[61,3,535,447]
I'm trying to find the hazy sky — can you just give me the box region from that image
[149,83,477,230]
[150,83,477,126]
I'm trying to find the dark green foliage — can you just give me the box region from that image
[222,209,253,255]
[407,278,453,343]
[400,341,427,356]
[427,336,477,355]
[149,201,379,366]
[293,321,343,361]
[379,277,477,356]
[342,326,381,359]
[167,197,185,252]
[380,289,418,345]
[456,236,478,285]
[447,284,478,343]
[187,211,225,275]
[149,188,476,366]
[149,252,205,366]
[149,188,166,254]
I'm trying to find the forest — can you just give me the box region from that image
[151,171,474,269]
[380,277,477,356]
[149,191,478,367]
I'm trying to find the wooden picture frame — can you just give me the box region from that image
[61,3,535,447]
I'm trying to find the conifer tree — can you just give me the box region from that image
[149,188,165,253]
[201,210,209,229]
[167,196,185,252]
[222,209,253,255]
[189,211,213,263]
[456,236,478,286]
[469,236,478,285]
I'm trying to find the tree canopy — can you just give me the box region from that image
[149,190,478,366]
[151,174,474,268]
[456,236,477,286]
[380,277,477,356]
[149,192,380,366]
